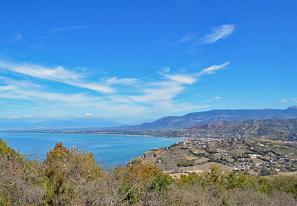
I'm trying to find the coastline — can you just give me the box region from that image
[0,132,180,168]
[0,130,182,139]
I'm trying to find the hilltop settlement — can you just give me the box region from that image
[131,107,297,176]
[137,138,297,176]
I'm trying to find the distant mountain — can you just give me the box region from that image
[2,107,297,132]
[131,107,297,130]
[0,117,122,130]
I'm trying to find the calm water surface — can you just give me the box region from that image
[0,133,179,168]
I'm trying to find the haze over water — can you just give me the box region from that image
[0,133,179,168]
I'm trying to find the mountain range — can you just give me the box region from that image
[130,106,297,130]
[1,107,297,131]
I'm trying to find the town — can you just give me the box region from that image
[137,138,297,176]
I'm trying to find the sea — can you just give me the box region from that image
[0,132,179,168]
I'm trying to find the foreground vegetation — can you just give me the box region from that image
[1,140,297,205]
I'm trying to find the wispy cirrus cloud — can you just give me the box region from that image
[49,25,90,34]
[0,85,17,92]
[161,74,197,85]
[0,60,113,93]
[0,76,41,89]
[0,78,148,119]
[0,59,230,120]
[128,82,184,102]
[213,96,223,100]
[179,33,197,43]
[105,77,139,86]
[28,25,90,50]
[201,24,235,44]
[160,62,229,85]
[176,24,235,47]
[279,98,297,104]
[111,61,230,104]
[199,61,230,75]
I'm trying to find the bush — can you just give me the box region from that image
[43,143,103,205]
[0,140,46,205]
[149,173,172,192]
[0,140,297,205]
[177,160,195,167]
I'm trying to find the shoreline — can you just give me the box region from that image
[0,132,180,169]
[0,130,182,139]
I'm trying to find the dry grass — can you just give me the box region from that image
[1,140,297,206]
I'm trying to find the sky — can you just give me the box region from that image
[0,0,296,123]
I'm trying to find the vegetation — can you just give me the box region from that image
[139,138,297,175]
[177,160,195,167]
[1,139,297,205]
[179,119,297,141]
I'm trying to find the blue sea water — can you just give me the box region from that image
[0,133,179,168]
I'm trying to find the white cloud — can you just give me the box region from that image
[0,60,113,93]
[0,76,42,89]
[199,62,230,75]
[201,24,235,44]
[0,85,17,91]
[111,62,228,104]
[279,99,288,103]
[129,82,184,102]
[49,25,90,34]
[0,61,80,81]
[0,82,147,118]
[162,74,197,85]
[0,60,230,121]
[159,66,197,85]
[27,25,89,51]
[116,62,229,104]
[279,98,297,104]
[105,77,139,86]
[23,115,32,118]
[0,87,87,103]
[72,82,113,93]
[179,33,197,43]
[158,66,170,74]
[213,96,223,100]
[85,113,93,117]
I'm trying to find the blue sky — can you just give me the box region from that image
[0,0,296,123]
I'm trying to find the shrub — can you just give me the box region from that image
[1,141,297,205]
[149,173,172,192]
[0,140,46,205]
[43,143,103,205]
[177,160,195,167]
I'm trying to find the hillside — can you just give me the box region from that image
[130,107,297,130]
[138,138,297,176]
[1,139,297,205]
[179,119,297,141]
[95,115,297,141]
